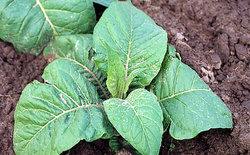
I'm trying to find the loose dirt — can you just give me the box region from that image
[0,41,48,154]
[0,0,249,154]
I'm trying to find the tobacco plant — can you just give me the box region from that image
[0,1,232,155]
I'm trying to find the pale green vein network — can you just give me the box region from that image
[159,89,210,102]
[104,89,163,155]
[123,100,151,152]
[36,0,58,35]
[43,34,110,99]
[64,57,109,99]
[14,58,113,154]
[16,94,103,153]
[0,0,96,55]
[151,52,232,140]
[93,1,167,87]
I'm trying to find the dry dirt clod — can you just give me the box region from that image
[206,51,222,70]
[241,17,249,29]
[201,67,215,83]
[235,44,248,61]
[239,34,250,45]
[216,33,230,64]
[241,100,250,111]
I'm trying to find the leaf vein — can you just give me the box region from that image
[158,89,210,102]
[36,0,58,35]
[19,104,102,152]
[64,58,109,99]
[31,96,65,112]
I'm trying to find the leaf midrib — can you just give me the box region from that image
[1,0,16,14]
[158,89,210,102]
[19,104,102,153]
[36,0,58,35]
[125,100,151,154]
[124,6,133,80]
[159,88,219,138]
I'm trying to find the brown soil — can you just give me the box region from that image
[0,42,48,154]
[0,0,249,154]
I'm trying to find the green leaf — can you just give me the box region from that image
[14,59,115,155]
[43,34,109,99]
[107,49,126,98]
[93,1,167,88]
[104,89,163,155]
[124,68,145,95]
[151,46,233,140]
[0,0,96,55]
[43,34,93,65]
[93,0,117,7]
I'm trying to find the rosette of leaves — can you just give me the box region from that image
[13,1,232,155]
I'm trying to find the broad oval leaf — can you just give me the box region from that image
[14,59,114,155]
[151,46,233,140]
[43,34,110,99]
[93,0,117,7]
[104,89,163,155]
[93,1,167,87]
[0,0,96,55]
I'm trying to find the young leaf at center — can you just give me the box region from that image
[107,48,126,98]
